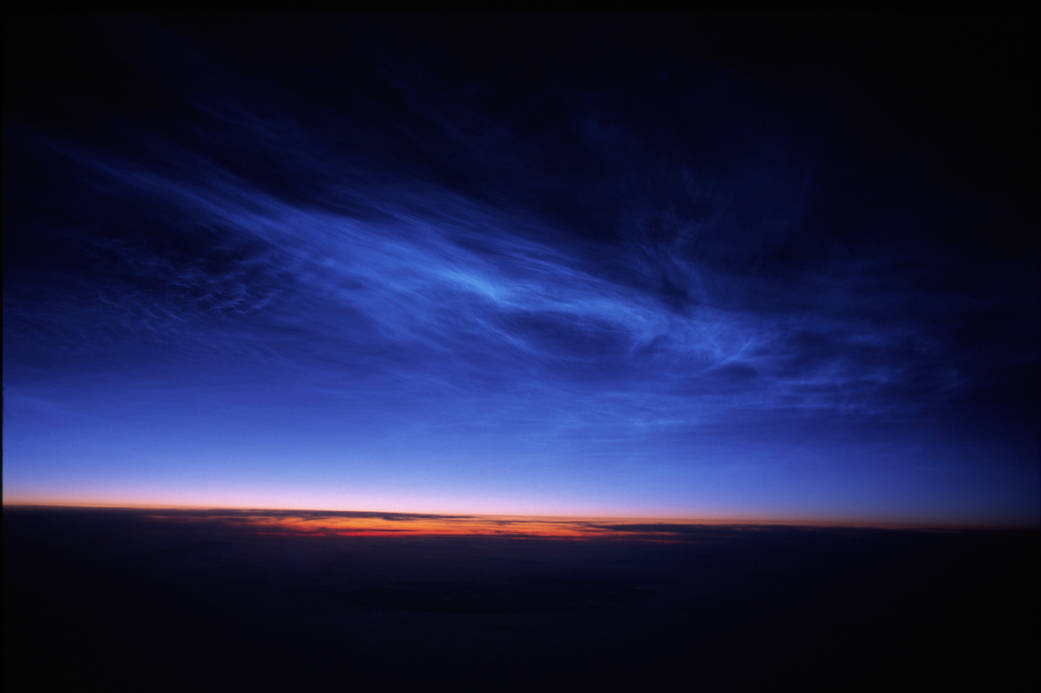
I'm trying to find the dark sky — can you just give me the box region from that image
[3,14,1037,524]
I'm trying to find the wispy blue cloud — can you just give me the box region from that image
[3,17,1036,523]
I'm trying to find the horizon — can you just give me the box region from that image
[3,500,1034,531]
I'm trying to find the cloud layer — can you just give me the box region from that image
[4,16,1037,522]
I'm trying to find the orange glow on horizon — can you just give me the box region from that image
[6,477,1033,530]
[145,511,619,539]
[1,497,1021,531]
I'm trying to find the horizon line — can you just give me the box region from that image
[3,500,1036,531]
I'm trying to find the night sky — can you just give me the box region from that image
[3,14,1038,525]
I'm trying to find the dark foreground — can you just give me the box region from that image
[4,508,1038,692]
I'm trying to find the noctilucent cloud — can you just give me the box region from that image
[3,16,1038,525]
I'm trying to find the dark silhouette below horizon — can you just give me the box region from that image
[4,507,1038,691]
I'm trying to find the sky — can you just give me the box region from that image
[3,15,1038,525]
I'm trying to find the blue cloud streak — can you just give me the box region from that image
[3,18,1037,523]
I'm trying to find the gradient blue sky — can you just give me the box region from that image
[3,15,1038,524]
